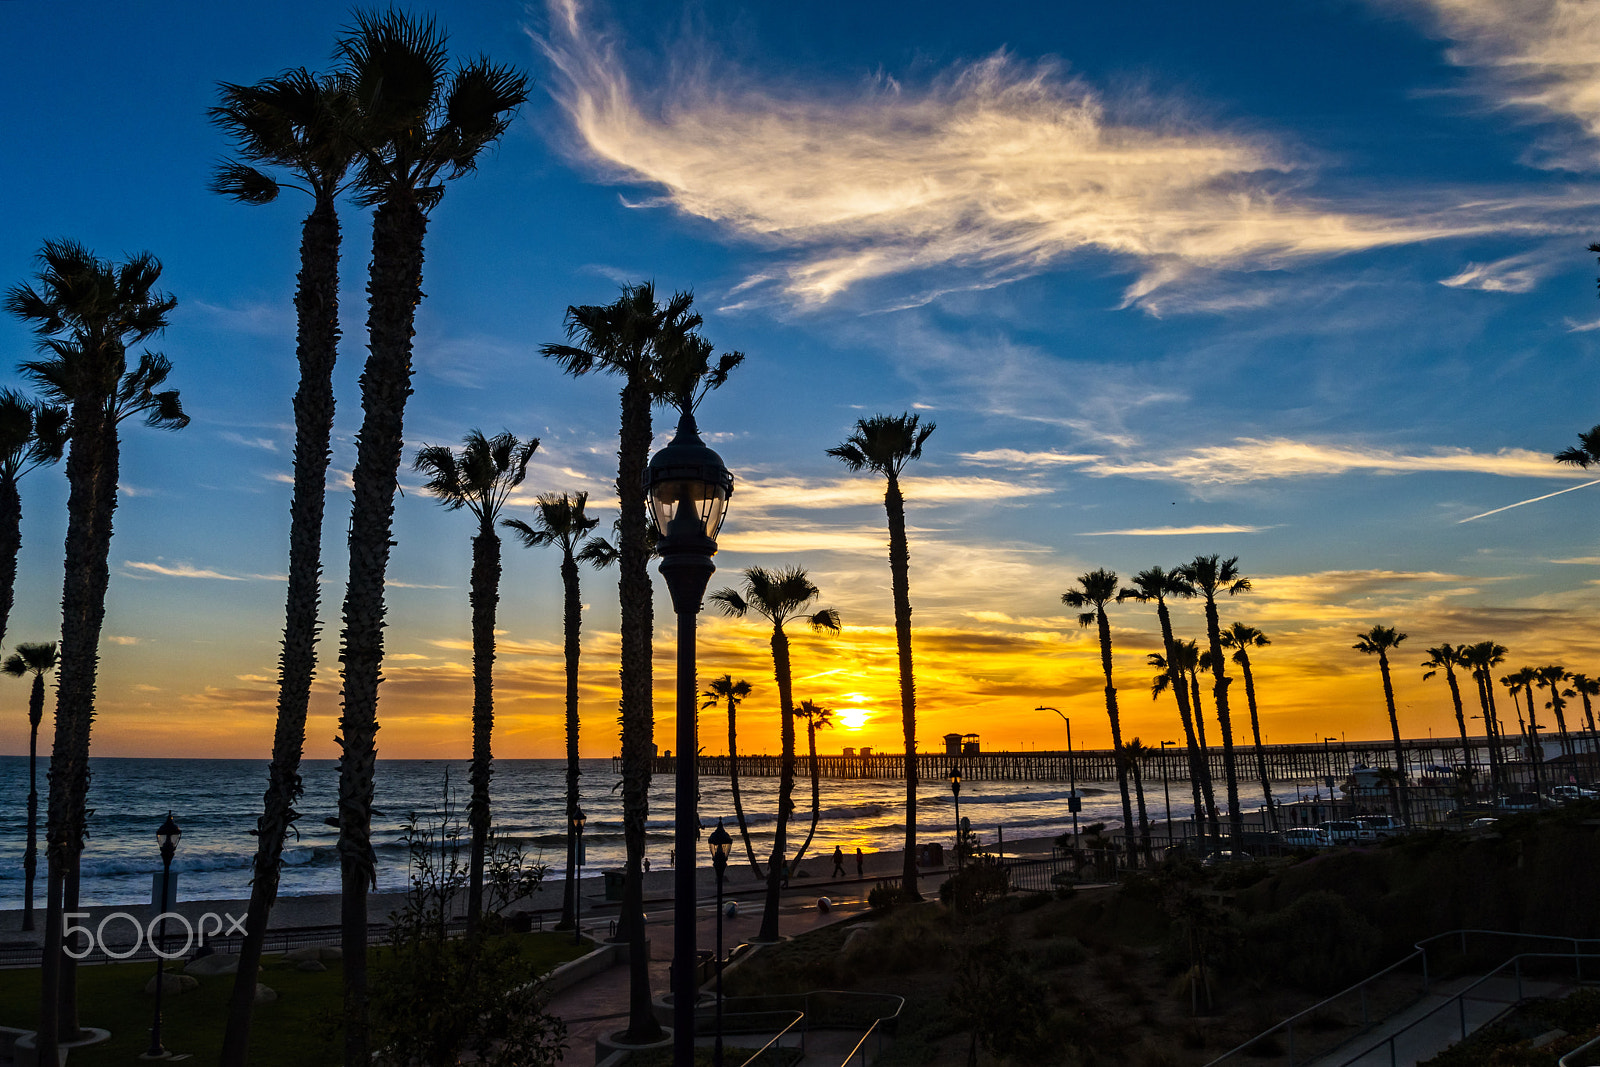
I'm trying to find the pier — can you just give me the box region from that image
[621,736,1597,783]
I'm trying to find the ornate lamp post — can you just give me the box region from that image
[947,765,963,871]
[708,820,732,1067]
[646,409,733,1064]
[1159,740,1176,839]
[1037,706,1078,841]
[571,806,586,946]
[143,812,181,1061]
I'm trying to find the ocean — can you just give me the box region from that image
[0,755,1205,909]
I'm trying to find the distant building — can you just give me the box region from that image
[963,733,981,756]
[944,733,963,755]
[842,747,856,757]
[860,746,873,757]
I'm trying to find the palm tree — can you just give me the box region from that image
[505,492,611,931]
[701,675,762,877]
[3,642,56,933]
[1179,556,1251,840]
[1535,665,1572,755]
[710,566,840,941]
[789,699,836,874]
[1220,622,1275,830]
[1463,641,1510,791]
[1120,568,1214,837]
[828,413,933,897]
[414,430,537,931]
[1120,737,1155,862]
[1063,569,1139,864]
[541,281,699,1044]
[0,393,64,654]
[1567,673,1599,735]
[1422,645,1475,784]
[1503,668,1542,793]
[6,240,186,1053]
[1555,425,1600,468]
[1354,625,1410,820]
[332,16,526,1058]
[210,66,362,1064]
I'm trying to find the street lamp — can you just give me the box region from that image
[571,807,586,946]
[647,408,733,1064]
[708,820,732,1067]
[143,811,180,1061]
[1159,741,1176,840]
[947,766,963,871]
[1037,707,1078,840]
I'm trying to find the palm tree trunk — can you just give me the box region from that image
[758,627,797,942]
[1237,653,1276,831]
[223,193,341,1067]
[561,552,580,931]
[1201,598,1243,839]
[1475,671,1501,792]
[727,698,763,878]
[883,474,920,898]
[1095,610,1137,866]
[23,675,40,932]
[615,373,660,1043]
[1444,665,1471,786]
[1189,671,1221,834]
[1131,762,1151,862]
[1548,688,1571,756]
[1523,687,1543,796]
[0,472,21,650]
[1376,650,1411,820]
[1156,604,1208,838]
[337,195,427,1065]
[466,519,501,932]
[790,718,822,872]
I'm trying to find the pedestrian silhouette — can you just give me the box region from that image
[855,847,864,878]
[831,845,846,877]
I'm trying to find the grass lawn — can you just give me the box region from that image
[0,932,589,1065]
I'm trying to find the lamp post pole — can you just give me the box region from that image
[572,807,586,946]
[1159,741,1176,841]
[1323,737,1338,817]
[708,820,731,1067]
[143,812,180,1061]
[647,409,733,1065]
[1037,707,1078,841]
[948,767,963,871]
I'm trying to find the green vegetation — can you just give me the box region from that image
[1420,988,1600,1067]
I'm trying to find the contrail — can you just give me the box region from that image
[1457,478,1600,523]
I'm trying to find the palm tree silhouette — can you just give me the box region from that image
[331,16,527,1056]
[1534,665,1572,756]
[1463,641,1509,791]
[3,642,55,933]
[1566,673,1599,735]
[1422,644,1475,784]
[1063,569,1138,863]
[1220,622,1276,831]
[7,239,187,1052]
[1503,668,1542,794]
[1555,425,1600,468]
[828,412,933,898]
[0,392,63,652]
[1120,737,1155,862]
[413,430,537,930]
[1148,648,1216,835]
[710,566,840,940]
[210,66,363,1061]
[1354,625,1410,820]
[505,492,613,931]
[1179,555,1251,839]
[789,699,836,875]
[700,675,761,876]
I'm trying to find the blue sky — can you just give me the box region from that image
[2,0,1598,759]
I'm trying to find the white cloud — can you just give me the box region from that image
[124,560,247,581]
[1079,524,1274,536]
[1439,250,1549,292]
[1075,438,1577,484]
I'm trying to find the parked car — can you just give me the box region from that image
[1354,815,1407,838]
[1281,827,1329,849]
[1318,819,1375,844]
[1550,785,1599,802]
[1470,816,1498,829]
[1201,850,1248,867]
[1496,793,1541,812]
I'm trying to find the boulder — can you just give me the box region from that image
[144,972,199,996]
[295,959,327,973]
[186,953,239,976]
[253,984,277,1005]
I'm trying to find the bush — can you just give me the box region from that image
[1240,890,1381,993]
[868,880,918,912]
[939,854,1011,915]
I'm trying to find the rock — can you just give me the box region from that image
[253,983,277,1005]
[186,953,240,976]
[285,944,340,962]
[295,959,326,973]
[144,972,198,996]
[841,925,875,954]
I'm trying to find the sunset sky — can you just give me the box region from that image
[2,0,1599,760]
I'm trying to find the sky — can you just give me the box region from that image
[2,0,1599,761]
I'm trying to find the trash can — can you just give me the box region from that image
[916,842,945,867]
[603,869,626,901]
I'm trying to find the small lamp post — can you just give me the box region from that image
[143,811,180,1061]
[948,765,963,871]
[647,408,733,1064]
[1324,737,1338,817]
[708,819,732,1067]
[1037,706,1078,841]
[571,806,586,946]
[1159,741,1176,840]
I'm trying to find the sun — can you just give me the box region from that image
[836,707,870,730]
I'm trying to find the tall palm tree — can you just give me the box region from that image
[1120,568,1214,837]
[789,699,836,874]
[3,642,56,933]
[1567,673,1599,735]
[1179,555,1251,840]
[1147,649,1215,834]
[1220,621,1275,830]
[1535,665,1572,755]
[210,66,363,1065]
[332,16,526,1058]
[505,492,611,931]
[414,430,537,931]
[1503,668,1542,793]
[701,675,762,877]
[1354,625,1410,820]
[541,282,699,1044]
[1463,641,1510,792]
[1063,569,1138,863]
[1121,737,1155,861]
[0,393,65,654]
[710,566,840,941]
[6,240,186,1053]
[1422,645,1475,784]
[828,413,933,897]
[1555,425,1600,469]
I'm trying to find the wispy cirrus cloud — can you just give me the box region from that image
[124,560,249,581]
[1079,524,1274,536]
[535,0,1540,311]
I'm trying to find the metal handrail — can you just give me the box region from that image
[737,1010,806,1066]
[1559,1032,1600,1067]
[839,1017,881,1065]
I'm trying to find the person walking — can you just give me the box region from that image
[855,847,864,878]
[831,845,846,878]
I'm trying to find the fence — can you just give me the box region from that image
[704,989,904,1066]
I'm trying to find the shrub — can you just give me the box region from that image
[939,854,1011,915]
[1240,890,1381,993]
[868,880,918,912]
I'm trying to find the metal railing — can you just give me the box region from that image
[703,989,904,1066]
[1203,929,1600,1067]
[1560,1032,1600,1067]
